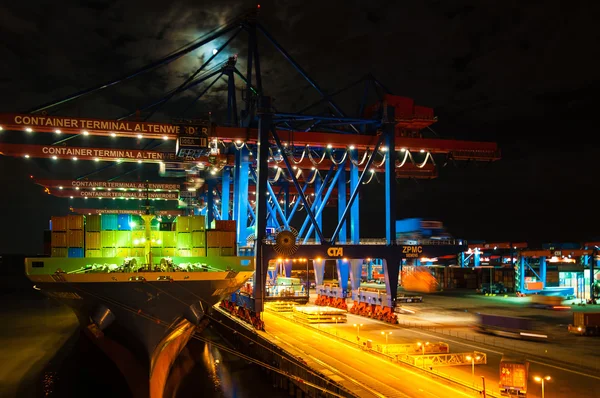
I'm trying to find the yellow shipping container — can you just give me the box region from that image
[190,215,205,231]
[51,247,68,257]
[175,216,191,232]
[207,248,221,257]
[102,248,116,257]
[177,232,192,249]
[85,232,101,250]
[116,248,131,257]
[163,248,176,257]
[162,231,177,248]
[131,248,145,257]
[85,249,101,258]
[192,231,206,247]
[115,231,131,248]
[177,249,192,257]
[101,231,116,248]
[192,248,206,257]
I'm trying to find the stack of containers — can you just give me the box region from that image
[85,215,102,257]
[176,216,192,257]
[116,214,132,257]
[162,222,177,257]
[207,220,236,257]
[101,214,118,257]
[50,216,68,257]
[67,215,85,258]
[151,229,163,258]
[191,215,206,257]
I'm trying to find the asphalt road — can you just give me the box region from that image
[263,311,484,398]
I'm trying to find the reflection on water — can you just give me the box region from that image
[35,329,287,398]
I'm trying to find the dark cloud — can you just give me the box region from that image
[1,0,599,253]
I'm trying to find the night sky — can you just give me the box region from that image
[0,1,598,254]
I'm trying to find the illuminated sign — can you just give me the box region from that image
[327,247,344,257]
[71,208,184,216]
[402,245,423,258]
[52,189,179,200]
[35,179,180,191]
[2,114,184,136]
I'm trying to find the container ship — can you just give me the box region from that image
[26,212,254,398]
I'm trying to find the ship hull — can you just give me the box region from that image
[29,270,254,398]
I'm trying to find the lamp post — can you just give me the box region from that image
[353,323,363,341]
[534,375,551,398]
[417,341,429,368]
[381,331,392,353]
[465,354,481,385]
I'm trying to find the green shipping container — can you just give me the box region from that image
[191,231,206,247]
[162,231,177,248]
[177,232,192,249]
[190,215,205,231]
[101,231,116,248]
[86,215,101,232]
[85,249,101,257]
[115,231,131,247]
[102,248,116,257]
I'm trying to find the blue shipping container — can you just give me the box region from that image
[68,248,84,258]
[395,218,422,233]
[117,214,132,231]
[101,214,118,231]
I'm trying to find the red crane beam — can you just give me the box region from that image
[0,113,499,159]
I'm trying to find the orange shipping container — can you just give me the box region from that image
[51,232,67,248]
[526,282,544,291]
[85,232,101,250]
[215,220,236,232]
[51,216,67,232]
[67,214,85,230]
[206,230,220,247]
[68,230,84,248]
[219,231,236,248]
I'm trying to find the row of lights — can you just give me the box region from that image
[23,154,164,165]
[17,126,170,140]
